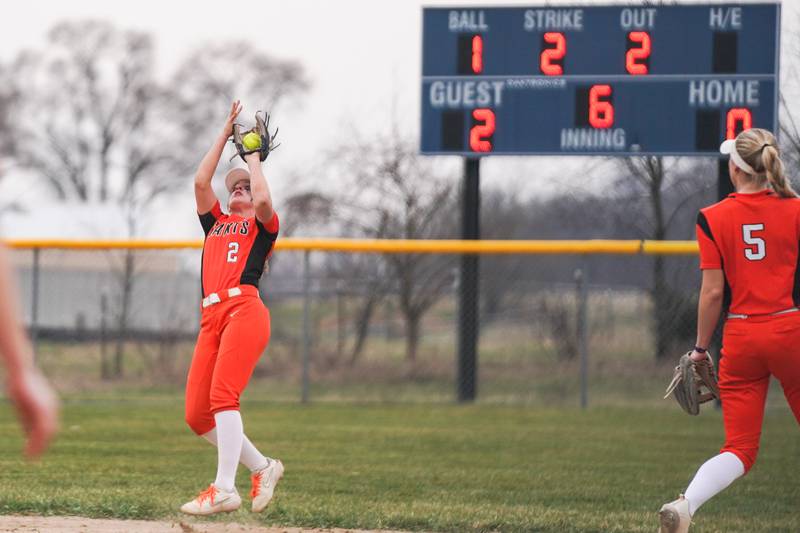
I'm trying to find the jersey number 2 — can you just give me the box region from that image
[742,224,766,261]
[227,242,239,263]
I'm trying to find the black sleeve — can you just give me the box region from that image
[696,212,715,242]
[199,211,218,236]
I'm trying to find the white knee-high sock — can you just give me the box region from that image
[684,452,745,515]
[202,427,269,472]
[212,410,244,492]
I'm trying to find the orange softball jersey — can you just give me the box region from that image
[199,201,279,297]
[696,190,800,316]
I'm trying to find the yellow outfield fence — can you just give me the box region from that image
[2,236,704,405]
[1,238,700,255]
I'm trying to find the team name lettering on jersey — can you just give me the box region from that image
[198,201,279,298]
[208,221,250,238]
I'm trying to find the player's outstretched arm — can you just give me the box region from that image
[0,245,59,458]
[195,100,242,214]
[245,151,275,225]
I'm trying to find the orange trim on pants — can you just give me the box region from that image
[185,293,270,435]
[719,312,800,472]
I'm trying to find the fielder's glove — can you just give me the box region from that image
[663,352,720,415]
[231,110,280,162]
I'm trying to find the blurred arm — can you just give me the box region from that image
[0,245,59,458]
[0,245,33,376]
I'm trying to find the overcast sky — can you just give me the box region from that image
[1,0,798,239]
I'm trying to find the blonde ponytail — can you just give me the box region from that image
[761,144,798,198]
[735,128,799,198]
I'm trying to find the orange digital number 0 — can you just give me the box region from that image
[726,108,752,139]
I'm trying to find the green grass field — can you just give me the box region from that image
[1,396,798,532]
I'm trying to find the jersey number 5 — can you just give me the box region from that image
[227,242,239,263]
[742,223,766,261]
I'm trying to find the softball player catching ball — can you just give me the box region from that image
[659,128,800,532]
[181,100,283,516]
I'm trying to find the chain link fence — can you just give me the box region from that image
[5,244,713,406]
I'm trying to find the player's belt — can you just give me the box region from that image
[202,286,257,308]
[727,307,800,320]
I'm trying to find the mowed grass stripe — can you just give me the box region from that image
[0,399,798,532]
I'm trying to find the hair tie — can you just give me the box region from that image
[760,143,774,153]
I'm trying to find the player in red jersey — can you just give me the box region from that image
[181,101,283,516]
[659,128,800,533]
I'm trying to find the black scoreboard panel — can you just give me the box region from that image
[421,4,780,156]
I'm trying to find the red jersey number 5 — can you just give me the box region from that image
[742,224,765,261]
[227,242,239,263]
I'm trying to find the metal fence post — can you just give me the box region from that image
[100,291,109,380]
[336,280,344,360]
[575,259,589,409]
[301,250,311,404]
[30,248,40,353]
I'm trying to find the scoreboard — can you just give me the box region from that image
[420,4,780,156]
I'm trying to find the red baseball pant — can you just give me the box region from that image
[185,292,270,435]
[718,311,800,472]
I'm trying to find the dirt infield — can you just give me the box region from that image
[0,516,408,533]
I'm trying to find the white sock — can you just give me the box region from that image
[212,410,244,492]
[684,452,745,515]
[202,428,270,472]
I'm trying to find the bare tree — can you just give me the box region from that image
[479,189,532,324]
[0,62,23,218]
[277,189,389,366]
[166,42,309,165]
[779,11,800,179]
[779,93,800,186]
[616,156,714,360]
[5,21,183,377]
[328,245,391,365]
[4,22,310,378]
[0,62,13,162]
[281,191,334,237]
[9,22,165,202]
[323,134,458,364]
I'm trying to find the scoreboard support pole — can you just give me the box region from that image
[718,158,734,201]
[458,156,480,403]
